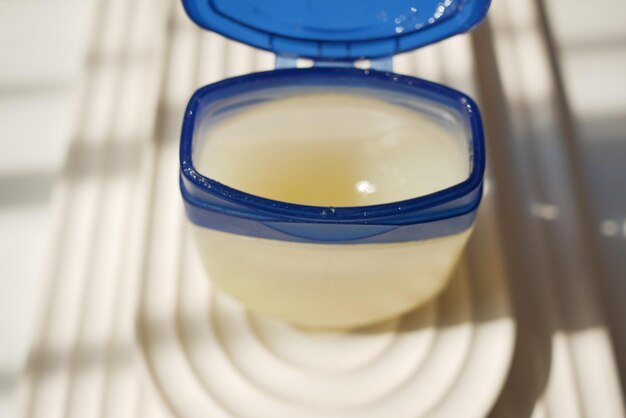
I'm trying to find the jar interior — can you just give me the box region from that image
[192,87,470,207]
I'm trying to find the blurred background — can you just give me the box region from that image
[0,0,625,417]
[0,1,95,415]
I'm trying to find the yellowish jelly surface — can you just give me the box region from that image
[194,93,468,206]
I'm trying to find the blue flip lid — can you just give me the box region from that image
[182,0,491,61]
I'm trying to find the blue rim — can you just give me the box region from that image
[180,67,484,228]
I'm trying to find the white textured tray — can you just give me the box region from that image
[15,0,625,417]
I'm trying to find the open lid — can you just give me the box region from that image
[182,0,491,61]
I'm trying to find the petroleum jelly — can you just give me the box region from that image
[191,92,471,329]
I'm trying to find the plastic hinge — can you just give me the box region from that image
[274,55,393,71]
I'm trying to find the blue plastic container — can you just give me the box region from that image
[180,0,489,328]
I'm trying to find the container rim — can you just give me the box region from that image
[179,67,485,224]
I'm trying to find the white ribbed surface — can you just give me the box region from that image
[14,0,625,417]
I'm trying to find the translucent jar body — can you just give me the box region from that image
[192,227,471,329]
